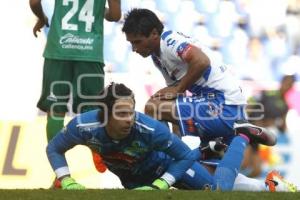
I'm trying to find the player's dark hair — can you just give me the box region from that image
[98,82,135,122]
[122,8,164,37]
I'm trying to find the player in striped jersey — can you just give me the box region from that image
[121,9,297,192]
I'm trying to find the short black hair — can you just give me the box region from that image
[98,82,135,121]
[122,8,164,37]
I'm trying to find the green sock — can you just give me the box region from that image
[46,115,64,141]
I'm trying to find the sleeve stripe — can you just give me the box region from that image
[161,30,173,40]
[135,121,155,131]
[176,43,192,59]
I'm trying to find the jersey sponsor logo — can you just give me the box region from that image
[124,141,149,154]
[59,33,94,50]
[104,152,137,163]
[97,140,149,169]
[102,152,140,170]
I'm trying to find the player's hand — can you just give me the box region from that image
[61,177,85,190]
[33,15,49,37]
[134,178,169,190]
[151,86,182,100]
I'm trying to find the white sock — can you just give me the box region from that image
[233,173,267,191]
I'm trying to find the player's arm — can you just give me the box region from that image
[105,0,121,22]
[176,44,210,93]
[46,117,86,189]
[29,0,49,37]
[151,43,210,99]
[29,0,45,21]
[149,122,199,189]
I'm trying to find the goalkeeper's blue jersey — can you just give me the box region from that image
[47,109,199,188]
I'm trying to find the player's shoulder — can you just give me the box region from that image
[135,112,157,129]
[72,109,102,128]
[134,112,169,134]
[161,30,194,54]
[161,30,189,40]
[161,30,187,45]
[161,30,175,41]
[135,112,167,135]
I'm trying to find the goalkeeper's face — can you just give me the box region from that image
[106,98,135,140]
[125,31,159,57]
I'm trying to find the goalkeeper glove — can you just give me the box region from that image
[134,178,169,190]
[134,186,156,190]
[61,177,85,190]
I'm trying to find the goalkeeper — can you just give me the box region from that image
[46,83,283,191]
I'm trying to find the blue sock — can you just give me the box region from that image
[213,136,248,191]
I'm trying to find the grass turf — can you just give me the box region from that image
[0,190,299,200]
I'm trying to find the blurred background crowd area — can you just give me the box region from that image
[114,0,300,82]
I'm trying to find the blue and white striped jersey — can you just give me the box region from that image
[151,30,247,105]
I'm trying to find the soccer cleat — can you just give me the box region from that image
[234,121,277,146]
[200,137,228,160]
[265,170,297,192]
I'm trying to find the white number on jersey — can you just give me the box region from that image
[62,0,95,32]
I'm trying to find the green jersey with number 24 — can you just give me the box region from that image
[44,0,106,62]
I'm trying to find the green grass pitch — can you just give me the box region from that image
[0,190,299,200]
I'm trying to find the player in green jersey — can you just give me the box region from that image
[30,0,121,140]
[29,0,121,182]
